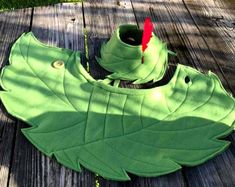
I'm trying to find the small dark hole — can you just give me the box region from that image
[71,18,76,21]
[185,76,190,84]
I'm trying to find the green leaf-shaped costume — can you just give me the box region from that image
[96,25,170,84]
[0,32,234,181]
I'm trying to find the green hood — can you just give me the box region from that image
[96,24,171,84]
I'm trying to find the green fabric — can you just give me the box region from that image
[0,32,235,181]
[96,25,170,84]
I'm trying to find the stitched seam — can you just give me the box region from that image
[139,95,145,129]
[105,141,176,170]
[125,138,222,151]
[38,103,234,153]
[84,87,94,143]
[82,146,123,175]
[63,52,80,111]
[143,104,234,133]
[122,95,128,135]
[141,84,190,129]
[103,92,111,139]
[26,120,85,134]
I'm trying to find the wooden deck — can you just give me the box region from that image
[0,0,234,186]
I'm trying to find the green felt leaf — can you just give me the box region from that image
[0,32,234,181]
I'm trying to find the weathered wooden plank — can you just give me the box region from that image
[134,0,234,93]
[31,2,85,61]
[0,108,16,187]
[131,0,235,186]
[98,171,186,187]
[0,8,32,187]
[182,0,235,92]
[0,8,32,66]
[7,3,94,187]
[183,148,235,187]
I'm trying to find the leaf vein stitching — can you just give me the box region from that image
[103,92,111,139]
[139,95,145,129]
[145,81,215,129]
[122,95,128,135]
[105,141,175,170]
[63,54,80,111]
[48,101,234,154]
[126,138,222,151]
[25,120,85,134]
[21,37,73,108]
[84,87,94,143]
[82,146,123,175]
